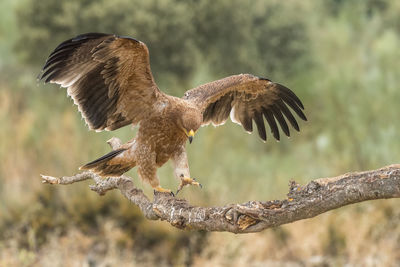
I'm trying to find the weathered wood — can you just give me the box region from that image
[41,162,400,233]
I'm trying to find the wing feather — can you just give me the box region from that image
[282,97,307,121]
[276,99,299,131]
[239,108,253,133]
[253,112,266,141]
[263,108,280,141]
[39,33,166,131]
[271,105,290,137]
[183,74,306,142]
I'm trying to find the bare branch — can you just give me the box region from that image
[41,164,400,233]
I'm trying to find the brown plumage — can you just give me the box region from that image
[40,33,307,194]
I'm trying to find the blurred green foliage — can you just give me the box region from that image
[15,0,308,92]
[1,0,400,265]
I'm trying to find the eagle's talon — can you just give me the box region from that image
[175,188,182,195]
[177,177,202,193]
[192,178,203,188]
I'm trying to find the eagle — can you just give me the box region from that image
[39,33,307,195]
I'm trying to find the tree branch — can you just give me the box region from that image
[40,163,400,233]
[40,139,400,233]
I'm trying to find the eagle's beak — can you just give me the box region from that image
[188,129,195,144]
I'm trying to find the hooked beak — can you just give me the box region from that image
[188,129,195,144]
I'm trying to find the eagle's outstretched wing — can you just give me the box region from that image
[182,74,307,141]
[39,33,166,131]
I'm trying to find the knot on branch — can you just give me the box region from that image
[224,207,258,230]
[224,200,286,231]
[288,180,322,201]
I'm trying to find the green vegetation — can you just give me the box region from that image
[1,0,399,265]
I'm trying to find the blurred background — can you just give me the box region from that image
[1,0,399,266]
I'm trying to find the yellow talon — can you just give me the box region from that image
[182,177,198,185]
[176,177,202,195]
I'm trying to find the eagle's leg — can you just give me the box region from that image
[137,157,173,195]
[172,148,202,195]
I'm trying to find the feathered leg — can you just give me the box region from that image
[172,147,202,195]
[137,151,173,195]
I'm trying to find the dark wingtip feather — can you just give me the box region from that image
[282,97,307,122]
[42,52,70,70]
[276,100,300,132]
[276,83,305,110]
[40,61,65,81]
[253,112,267,141]
[49,33,109,57]
[39,33,112,83]
[263,108,280,141]
[271,105,290,137]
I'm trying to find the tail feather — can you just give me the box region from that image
[80,148,133,176]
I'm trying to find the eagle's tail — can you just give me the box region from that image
[79,148,135,176]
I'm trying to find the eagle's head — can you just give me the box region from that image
[177,107,202,144]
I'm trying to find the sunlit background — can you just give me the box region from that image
[1,0,399,266]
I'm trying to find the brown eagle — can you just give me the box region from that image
[40,33,307,195]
